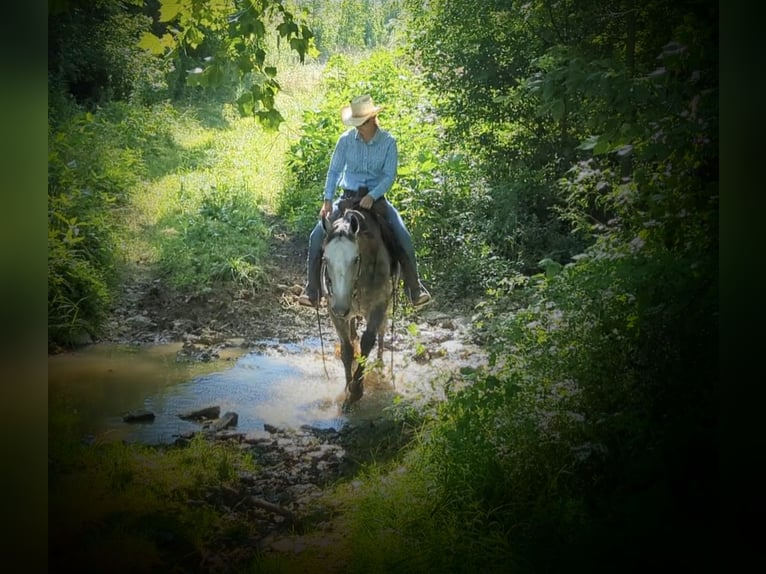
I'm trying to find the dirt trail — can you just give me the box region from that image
[102,216,317,346]
[101,214,471,354]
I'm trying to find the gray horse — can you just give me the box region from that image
[321,207,396,409]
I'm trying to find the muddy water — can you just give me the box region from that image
[48,322,487,445]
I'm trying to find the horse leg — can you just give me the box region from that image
[340,337,355,392]
[342,329,362,411]
[350,317,360,355]
[350,305,388,399]
[331,316,356,392]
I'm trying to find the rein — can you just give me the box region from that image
[390,272,397,389]
[316,260,330,379]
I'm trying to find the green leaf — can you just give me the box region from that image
[138,32,173,55]
[577,135,599,151]
[159,0,182,23]
[138,32,160,53]
[256,109,284,131]
[277,21,299,37]
[538,257,562,278]
[290,38,308,62]
[237,91,254,116]
[593,137,611,155]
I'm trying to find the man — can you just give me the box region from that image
[297,94,431,309]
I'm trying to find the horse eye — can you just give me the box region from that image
[354,256,360,264]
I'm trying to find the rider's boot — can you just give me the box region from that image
[399,252,431,309]
[298,244,322,308]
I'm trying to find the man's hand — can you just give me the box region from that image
[359,195,374,210]
[319,200,332,218]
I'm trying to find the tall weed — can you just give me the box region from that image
[156,182,270,294]
[48,100,176,346]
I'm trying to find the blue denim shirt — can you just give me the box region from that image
[323,127,398,201]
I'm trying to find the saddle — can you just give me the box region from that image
[335,188,399,270]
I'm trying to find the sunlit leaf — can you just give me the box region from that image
[138,32,165,54]
[159,0,182,23]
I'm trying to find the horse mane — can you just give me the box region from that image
[332,198,397,259]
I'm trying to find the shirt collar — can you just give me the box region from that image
[353,126,381,143]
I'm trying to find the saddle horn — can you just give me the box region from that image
[346,211,361,234]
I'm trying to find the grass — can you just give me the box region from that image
[49,426,260,573]
[118,63,326,293]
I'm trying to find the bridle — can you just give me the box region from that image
[320,240,362,303]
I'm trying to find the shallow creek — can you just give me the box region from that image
[48,322,487,445]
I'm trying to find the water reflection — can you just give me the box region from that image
[49,339,348,444]
[49,329,488,445]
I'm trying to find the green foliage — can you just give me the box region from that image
[48,100,178,347]
[156,182,270,294]
[402,0,717,273]
[341,1,718,572]
[140,0,314,128]
[48,0,172,105]
[48,56,322,348]
[49,417,259,573]
[300,0,402,58]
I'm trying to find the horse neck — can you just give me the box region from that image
[357,231,391,282]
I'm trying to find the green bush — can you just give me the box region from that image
[47,98,179,347]
[48,2,171,106]
[156,183,270,294]
[341,3,717,571]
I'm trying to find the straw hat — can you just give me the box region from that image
[341,94,383,127]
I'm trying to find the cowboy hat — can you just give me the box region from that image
[341,94,383,127]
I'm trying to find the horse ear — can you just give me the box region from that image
[322,214,332,233]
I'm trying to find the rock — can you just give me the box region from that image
[123,409,155,423]
[214,430,246,442]
[178,405,221,421]
[210,411,238,432]
[243,430,274,444]
[300,425,339,439]
[127,314,154,327]
[264,423,289,434]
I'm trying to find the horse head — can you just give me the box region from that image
[322,210,363,318]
